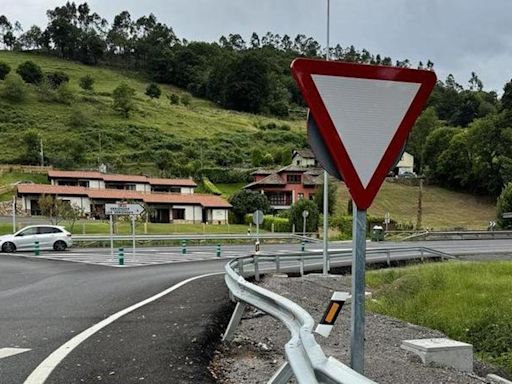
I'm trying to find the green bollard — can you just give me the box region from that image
[118,248,124,266]
[182,240,187,254]
[301,240,305,252]
[34,241,40,256]
[216,243,221,257]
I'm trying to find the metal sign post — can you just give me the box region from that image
[350,206,367,373]
[12,195,16,233]
[132,215,136,256]
[302,210,309,237]
[384,212,390,232]
[109,214,114,258]
[253,210,264,254]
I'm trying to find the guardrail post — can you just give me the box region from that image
[301,240,305,252]
[34,241,40,256]
[386,250,391,266]
[216,243,221,257]
[181,240,187,254]
[238,258,244,276]
[300,254,304,277]
[118,248,124,266]
[268,362,293,384]
[275,255,280,274]
[222,302,247,342]
[254,255,260,281]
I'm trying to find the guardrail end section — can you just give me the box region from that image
[222,302,247,342]
[267,362,293,384]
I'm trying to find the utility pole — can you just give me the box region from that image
[40,138,44,167]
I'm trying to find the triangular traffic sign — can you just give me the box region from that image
[291,58,436,210]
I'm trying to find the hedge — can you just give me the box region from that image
[244,214,291,232]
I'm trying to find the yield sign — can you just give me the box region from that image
[291,58,436,209]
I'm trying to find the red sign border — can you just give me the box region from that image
[291,58,436,209]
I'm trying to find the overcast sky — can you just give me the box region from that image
[3,0,512,93]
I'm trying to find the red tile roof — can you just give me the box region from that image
[147,178,197,187]
[47,170,197,187]
[17,184,230,208]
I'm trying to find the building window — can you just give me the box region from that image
[172,208,186,220]
[78,180,90,188]
[309,193,315,200]
[287,174,301,184]
[298,193,304,199]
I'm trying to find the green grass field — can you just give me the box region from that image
[367,261,512,374]
[0,171,49,200]
[215,183,246,198]
[0,51,305,169]
[338,180,496,229]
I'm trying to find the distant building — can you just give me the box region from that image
[244,165,323,210]
[393,152,415,175]
[291,149,318,168]
[17,170,231,224]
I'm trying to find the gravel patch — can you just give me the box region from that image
[212,273,500,384]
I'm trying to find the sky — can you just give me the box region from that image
[2,0,512,93]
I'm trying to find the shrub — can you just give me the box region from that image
[79,75,95,91]
[47,71,69,89]
[497,182,512,229]
[145,83,161,99]
[245,214,290,232]
[16,61,44,84]
[168,93,180,105]
[0,61,11,80]
[55,83,75,105]
[229,190,271,224]
[112,82,136,118]
[181,93,191,106]
[1,74,27,102]
[290,199,320,233]
[197,167,252,184]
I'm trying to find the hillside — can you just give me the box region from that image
[0,51,305,175]
[338,180,496,230]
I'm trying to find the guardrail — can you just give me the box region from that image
[405,230,512,241]
[223,246,452,383]
[71,233,313,242]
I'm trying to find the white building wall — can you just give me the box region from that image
[58,196,91,214]
[90,180,102,189]
[212,209,228,224]
[181,187,194,194]
[135,183,147,192]
[173,204,197,223]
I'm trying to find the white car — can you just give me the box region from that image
[0,225,73,253]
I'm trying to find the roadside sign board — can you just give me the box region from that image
[302,210,309,218]
[503,212,512,219]
[291,58,436,209]
[105,203,143,216]
[253,210,264,225]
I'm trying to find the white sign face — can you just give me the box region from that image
[105,203,144,216]
[253,210,264,225]
[302,210,309,218]
[311,75,421,188]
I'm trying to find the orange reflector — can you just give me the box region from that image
[325,302,340,324]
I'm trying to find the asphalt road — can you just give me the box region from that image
[0,255,228,384]
[2,238,512,383]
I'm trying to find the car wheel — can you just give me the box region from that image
[2,242,16,253]
[53,240,67,251]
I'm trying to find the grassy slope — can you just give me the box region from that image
[367,261,512,373]
[338,181,496,229]
[0,51,304,165]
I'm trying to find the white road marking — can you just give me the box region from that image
[23,272,223,384]
[0,348,31,359]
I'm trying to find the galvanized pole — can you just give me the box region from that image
[322,0,331,275]
[12,195,16,233]
[350,206,367,374]
[303,214,307,238]
[109,214,114,258]
[132,215,136,256]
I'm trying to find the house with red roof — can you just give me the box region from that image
[244,165,323,210]
[17,171,231,224]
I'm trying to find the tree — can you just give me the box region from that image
[16,60,43,84]
[313,180,338,215]
[406,107,440,172]
[229,190,271,224]
[181,93,191,107]
[38,195,82,226]
[502,79,512,111]
[19,25,43,49]
[168,93,179,105]
[497,182,512,229]
[112,82,136,117]
[0,61,10,80]
[290,198,320,233]
[46,71,69,88]
[1,74,27,102]
[79,74,94,91]
[20,130,40,165]
[145,82,161,99]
